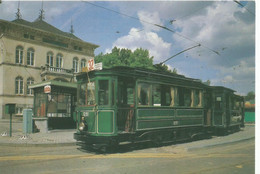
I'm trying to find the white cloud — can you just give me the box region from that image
[169,1,255,94]
[172,2,255,67]
[137,11,162,32]
[0,1,82,23]
[111,28,171,63]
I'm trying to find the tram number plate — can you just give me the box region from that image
[173,121,179,125]
[82,112,89,117]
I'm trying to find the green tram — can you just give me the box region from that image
[74,67,244,150]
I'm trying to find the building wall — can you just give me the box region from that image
[2,36,93,70]
[0,20,97,119]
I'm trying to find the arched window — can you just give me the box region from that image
[27,77,34,95]
[27,48,35,66]
[56,54,63,68]
[46,52,54,67]
[15,46,23,64]
[81,58,86,71]
[15,76,23,94]
[73,57,79,73]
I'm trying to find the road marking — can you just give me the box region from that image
[0,155,83,161]
[0,152,251,161]
[236,165,243,168]
[0,153,195,161]
[80,153,195,159]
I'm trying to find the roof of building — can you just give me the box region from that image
[12,18,82,41]
[29,80,77,89]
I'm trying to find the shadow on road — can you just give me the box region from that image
[75,128,243,154]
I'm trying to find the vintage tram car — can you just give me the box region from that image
[73,66,244,150]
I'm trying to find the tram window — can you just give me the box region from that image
[127,88,134,105]
[161,86,173,106]
[153,85,161,106]
[138,83,151,106]
[231,97,235,109]
[118,81,134,106]
[79,82,95,106]
[98,80,109,105]
[112,80,115,106]
[79,84,86,105]
[215,96,222,109]
[178,87,184,106]
[177,87,191,107]
[204,92,211,108]
[184,89,191,107]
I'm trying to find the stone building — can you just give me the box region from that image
[0,11,99,119]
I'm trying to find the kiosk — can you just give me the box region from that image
[30,81,77,132]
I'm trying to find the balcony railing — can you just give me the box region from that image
[41,65,73,74]
[40,65,74,81]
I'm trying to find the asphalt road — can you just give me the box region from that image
[0,132,255,174]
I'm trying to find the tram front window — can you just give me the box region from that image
[79,82,95,106]
[98,80,109,105]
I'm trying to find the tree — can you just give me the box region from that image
[95,47,176,73]
[245,91,255,101]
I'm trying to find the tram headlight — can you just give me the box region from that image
[79,122,85,131]
[79,117,85,131]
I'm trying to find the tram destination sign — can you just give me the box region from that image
[82,59,103,72]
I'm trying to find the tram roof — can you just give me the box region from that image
[211,86,236,93]
[77,66,210,87]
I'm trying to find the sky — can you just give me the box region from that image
[0,0,256,96]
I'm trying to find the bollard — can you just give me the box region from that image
[23,109,33,134]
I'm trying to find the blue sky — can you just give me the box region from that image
[0,1,255,95]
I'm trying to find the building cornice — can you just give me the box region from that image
[0,62,42,70]
[0,19,99,57]
[0,94,34,98]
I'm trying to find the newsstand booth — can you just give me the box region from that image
[30,81,77,132]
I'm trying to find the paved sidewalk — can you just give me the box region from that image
[0,119,76,146]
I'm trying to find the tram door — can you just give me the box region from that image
[204,91,212,126]
[117,78,135,132]
[225,94,231,126]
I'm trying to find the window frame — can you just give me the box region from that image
[46,52,54,67]
[137,82,151,106]
[27,48,35,66]
[15,76,24,95]
[56,53,63,68]
[15,46,23,64]
[73,57,79,73]
[81,59,86,71]
[26,77,34,95]
[98,80,110,106]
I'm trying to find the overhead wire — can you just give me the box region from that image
[83,1,220,56]
[233,0,255,17]
[168,3,210,24]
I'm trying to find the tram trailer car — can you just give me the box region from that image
[73,67,244,150]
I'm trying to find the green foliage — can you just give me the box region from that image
[95,47,177,74]
[95,47,154,69]
[245,91,255,101]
